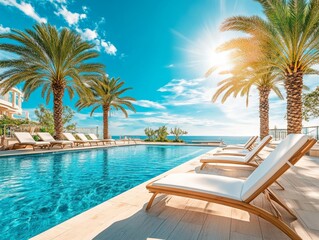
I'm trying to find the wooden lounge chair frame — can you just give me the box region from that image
[146,137,316,240]
[12,132,50,151]
[200,136,285,190]
[63,133,88,147]
[37,132,74,149]
[223,136,258,151]
[200,135,272,170]
[76,133,100,146]
[88,134,117,145]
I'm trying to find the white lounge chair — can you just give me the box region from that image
[76,133,99,146]
[200,135,272,169]
[13,132,50,151]
[88,133,116,145]
[222,136,258,151]
[146,134,316,240]
[37,132,73,149]
[63,133,89,147]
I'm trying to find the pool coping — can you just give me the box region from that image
[30,146,217,240]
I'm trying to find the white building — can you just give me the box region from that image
[0,87,26,118]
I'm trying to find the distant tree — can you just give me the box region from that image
[144,127,156,141]
[303,88,319,122]
[170,127,188,142]
[0,115,35,135]
[0,115,32,126]
[34,105,76,135]
[76,76,136,139]
[155,126,169,142]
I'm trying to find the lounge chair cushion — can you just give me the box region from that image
[243,135,271,160]
[34,141,50,145]
[14,132,36,143]
[201,155,247,163]
[76,133,98,142]
[241,134,308,201]
[37,132,55,142]
[152,173,244,200]
[63,133,77,141]
[216,149,250,154]
[51,140,73,144]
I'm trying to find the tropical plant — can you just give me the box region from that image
[220,0,319,134]
[170,127,188,142]
[76,76,136,139]
[303,87,319,122]
[144,127,156,141]
[0,23,104,139]
[155,125,169,142]
[34,104,76,135]
[0,115,35,135]
[210,37,284,139]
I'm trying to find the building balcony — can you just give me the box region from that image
[0,87,23,118]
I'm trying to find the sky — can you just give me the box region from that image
[0,0,318,136]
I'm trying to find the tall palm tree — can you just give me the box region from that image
[211,37,284,139]
[220,0,319,134]
[76,76,136,139]
[0,24,104,139]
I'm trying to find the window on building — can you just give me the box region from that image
[15,93,19,106]
[8,91,13,103]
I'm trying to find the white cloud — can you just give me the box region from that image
[158,78,215,106]
[0,0,47,23]
[101,40,117,55]
[166,64,174,68]
[133,100,166,110]
[82,6,88,13]
[55,5,86,25]
[0,24,10,33]
[48,0,117,56]
[75,28,117,56]
[76,27,98,41]
[49,0,67,3]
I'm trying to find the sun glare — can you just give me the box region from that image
[175,24,232,77]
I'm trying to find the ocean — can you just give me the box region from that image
[112,135,251,145]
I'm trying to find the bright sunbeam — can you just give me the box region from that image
[174,24,232,77]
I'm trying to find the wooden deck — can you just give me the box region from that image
[31,147,319,240]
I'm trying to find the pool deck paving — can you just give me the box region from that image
[11,144,319,240]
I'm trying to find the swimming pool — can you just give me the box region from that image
[0,145,212,240]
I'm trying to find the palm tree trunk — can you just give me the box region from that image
[52,85,65,140]
[103,105,110,139]
[285,71,303,134]
[258,86,271,140]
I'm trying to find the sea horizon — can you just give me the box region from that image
[111,135,251,145]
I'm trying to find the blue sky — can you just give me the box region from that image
[0,0,318,136]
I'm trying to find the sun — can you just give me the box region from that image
[204,50,230,73]
[175,25,231,76]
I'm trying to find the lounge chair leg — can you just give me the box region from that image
[275,180,285,190]
[200,163,206,170]
[267,189,297,219]
[146,193,158,211]
[245,203,301,240]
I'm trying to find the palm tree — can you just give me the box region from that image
[220,0,319,134]
[0,24,104,139]
[211,37,284,139]
[76,76,136,139]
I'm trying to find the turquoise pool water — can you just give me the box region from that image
[0,145,212,240]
